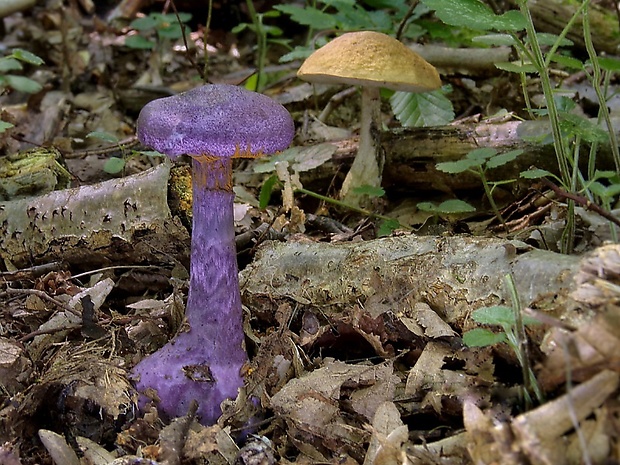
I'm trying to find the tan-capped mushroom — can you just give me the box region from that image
[298,31,441,207]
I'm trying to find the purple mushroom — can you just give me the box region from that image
[132,84,294,424]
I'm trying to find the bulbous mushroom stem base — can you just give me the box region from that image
[132,328,246,424]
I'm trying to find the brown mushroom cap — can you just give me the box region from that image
[297,31,441,92]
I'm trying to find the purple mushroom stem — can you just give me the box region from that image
[132,84,294,425]
[131,156,246,423]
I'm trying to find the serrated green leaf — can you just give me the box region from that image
[3,75,42,93]
[259,174,280,209]
[467,147,497,161]
[273,5,338,29]
[279,45,314,63]
[103,157,125,174]
[463,328,507,347]
[559,113,608,143]
[472,33,516,46]
[486,149,524,169]
[11,48,44,65]
[495,61,537,73]
[390,89,454,128]
[125,35,155,49]
[421,0,526,31]
[520,168,552,179]
[377,218,400,237]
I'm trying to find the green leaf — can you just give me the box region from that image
[463,328,507,347]
[390,89,454,128]
[436,158,481,174]
[466,147,497,161]
[3,75,42,93]
[597,57,620,72]
[259,174,280,209]
[273,5,338,29]
[351,185,385,198]
[0,120,14,133]
[86,131,120,144]
[435,199,476,213]
[11,48,44,65]
[520,168,552,179]
[417,201,438,213]
[231,23,249,34]
[486,149,524,169]
[472,305,515,326]
[157,24,185,40]
[593,170,620,181]
[495,61,537,73]
[421,0,526,31]
[559,113,608,143]
[103,157,125,174]
[472,305,539,328]
[130,15,159,30]
[532,32,572,47]
[377,218,401,237]
[472,33,516,46]
[124,35,155,49]
[0,58,22,72]
[279,45,314,63]
[551,55,584,70]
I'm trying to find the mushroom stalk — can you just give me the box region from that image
[132,157,247,424]
[339,86,383,207]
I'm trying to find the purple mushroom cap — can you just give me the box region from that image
[137,84,295,158]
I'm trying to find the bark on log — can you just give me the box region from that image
[526,0,620,55]
[0,161,190,270]
[240,235,582,328]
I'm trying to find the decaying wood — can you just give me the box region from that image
[298,117,620,194]
[240,235,582,327]
[526,0,620,55]
[0,161,190,270]
[411,44,512,74]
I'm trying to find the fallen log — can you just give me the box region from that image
[294,117,620,194]
[240,235,582,327]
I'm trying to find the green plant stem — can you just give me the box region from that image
[583,5,620,172]
[505,273,544,407]
[245,0,266,91]
[517,1,571,188]
[294,187,410,230]
[476,169,507,231]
